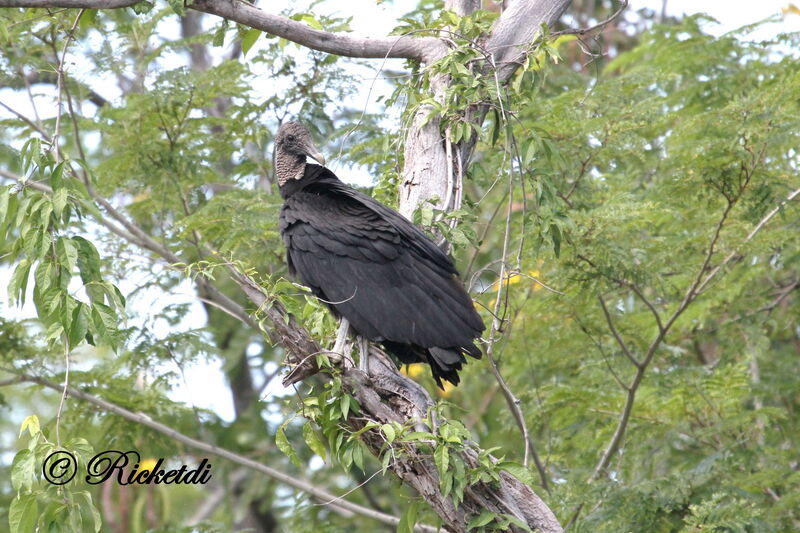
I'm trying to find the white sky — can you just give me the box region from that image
[2,0,799,424]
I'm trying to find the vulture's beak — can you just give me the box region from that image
[305,144,326,166]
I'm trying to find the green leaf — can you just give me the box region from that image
[9,493,38,533]
[166,0,185,16]
[67,303,89,349]
[50,161,65,190]
[34,259,55,294]
[78,9,98,32]
[303,422,327,461]
[19,137,41,174]
[11,449,36,492]
[75,491,102,533]
[550,223,561,257]
[0,186,10,221]
[396,501,419,533]
[212,20,229,47]
[19,415,39,438]
[44,322,64,343]
[402,431,435,442]
[434,443,449,475]
[352,443,364,472]
[52,188,68,219]
[291,13,323,30]
[381,447,392,473]
[381,423,396,444]
[497,461,536,487]
[9,259,32,305]
[241,29,261,56]
[491,109,501,146]
[466,510,498,529]
[276,423,302,468]
[90,302,118,350]
[73,236,103,303]
[340,394,351,419]
[56,237,78,276]
[523,139,537,165]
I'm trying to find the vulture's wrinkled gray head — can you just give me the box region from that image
[275,122,326,186]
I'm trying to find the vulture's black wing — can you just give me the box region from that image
[279,165,484,386]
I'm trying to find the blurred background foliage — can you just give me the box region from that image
[0,0,798,531]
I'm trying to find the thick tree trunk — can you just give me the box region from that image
[389,2,571,530]
[399,0,571,218]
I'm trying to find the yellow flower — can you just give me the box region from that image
[401,364,424,378]
[139,458,159,472]
[436,381,455,398]
[489,270,545,295]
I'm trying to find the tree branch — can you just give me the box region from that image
[485,0,572,82]
[0,0,445,61]
[191,0,444,62]
[696,187,800,295]
[0,0,133,6]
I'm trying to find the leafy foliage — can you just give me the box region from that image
[0,3,798,533]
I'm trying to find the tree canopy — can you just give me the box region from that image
[0,1,798,532]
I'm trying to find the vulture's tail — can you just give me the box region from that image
[428,344,481,388]
[384,341,482,389]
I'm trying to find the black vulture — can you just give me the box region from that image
[276,121,484,387]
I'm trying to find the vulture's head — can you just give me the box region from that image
[275,121,326,167]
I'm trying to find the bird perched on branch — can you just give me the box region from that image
[276,121,484,387]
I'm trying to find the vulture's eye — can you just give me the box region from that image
[286,134,296,142]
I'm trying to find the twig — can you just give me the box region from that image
[486,349,550,493]
[0,100,53,141]
[50,9,85,161]
[553,0,629,37]
[481,138,550,492]
[184,469,250,526]
[628,283,664,333]
[696,187,800,295]
[597,295,641,368]
[54,340,70,446]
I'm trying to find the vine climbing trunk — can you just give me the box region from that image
[399,0,571,220]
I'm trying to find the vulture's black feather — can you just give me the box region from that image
[276,122,484,387]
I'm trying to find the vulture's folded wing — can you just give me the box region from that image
[279,169,484,349]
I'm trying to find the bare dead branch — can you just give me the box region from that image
[196,0,447,61]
